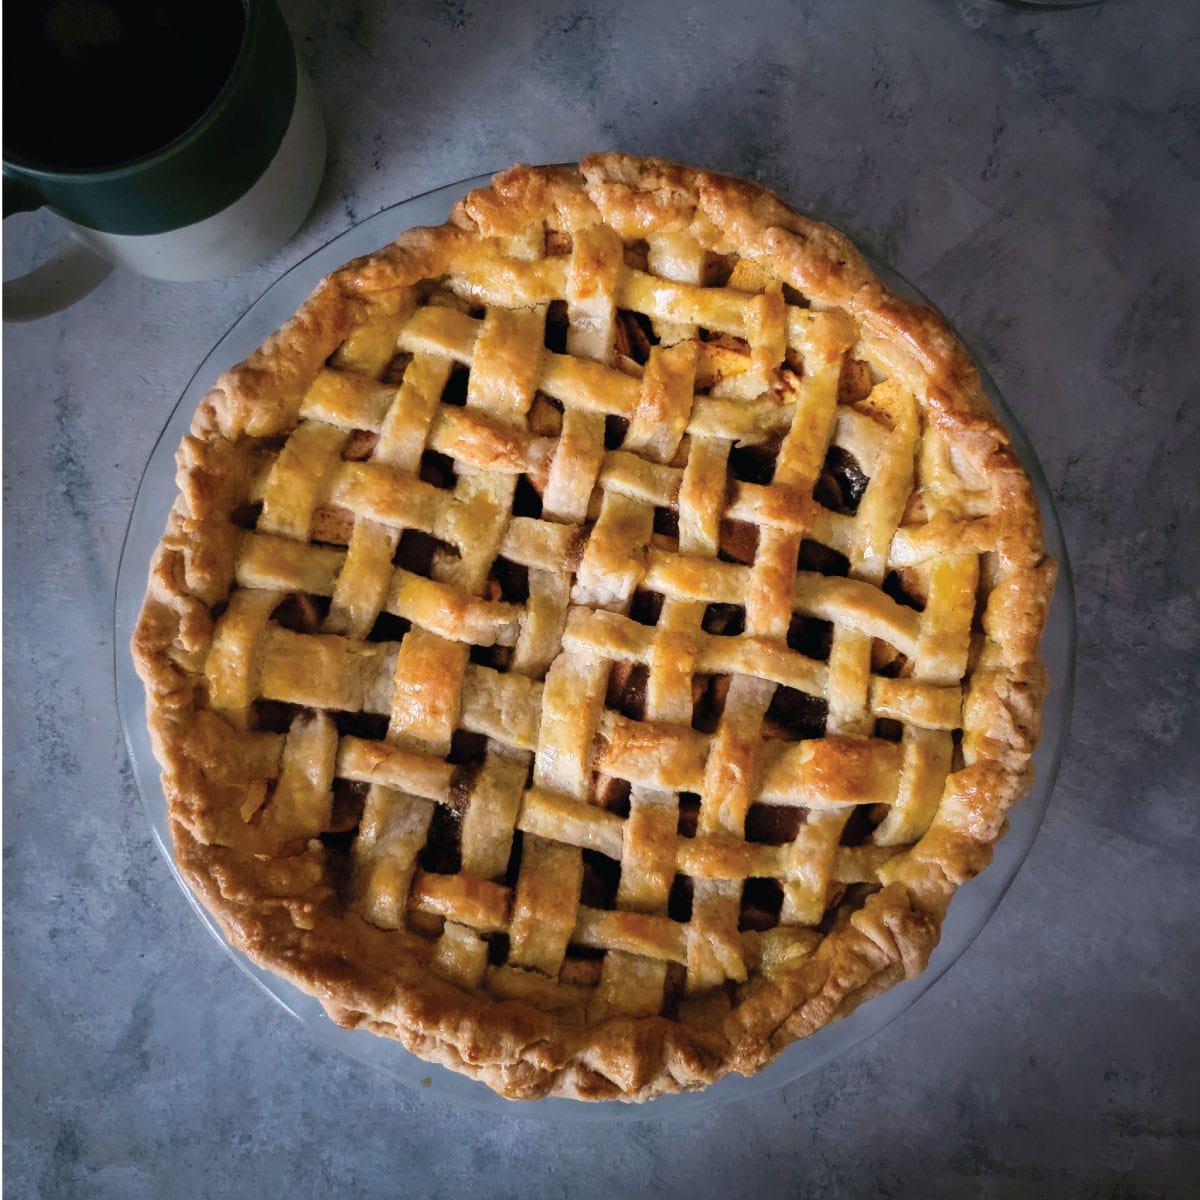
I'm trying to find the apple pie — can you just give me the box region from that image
[133,154,1055,1101]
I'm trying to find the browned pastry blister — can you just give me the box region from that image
[133,154,1055,1102]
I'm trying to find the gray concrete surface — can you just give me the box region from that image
[4,1,1198,1195]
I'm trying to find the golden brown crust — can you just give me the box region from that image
[132,155,1055,1103]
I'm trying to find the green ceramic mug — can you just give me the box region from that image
[3,0,326,321]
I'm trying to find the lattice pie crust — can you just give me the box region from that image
[133,155,1055,1102]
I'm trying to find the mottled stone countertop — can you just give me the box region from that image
[4,1,1198,1195]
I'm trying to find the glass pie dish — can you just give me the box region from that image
[114,169,1075,1120]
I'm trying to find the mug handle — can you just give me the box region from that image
[3,174,113,322]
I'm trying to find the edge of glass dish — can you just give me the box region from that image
[114,170,1076,1122]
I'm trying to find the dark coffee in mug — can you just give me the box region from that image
[4,0,327,319]
[4,0,246,169]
